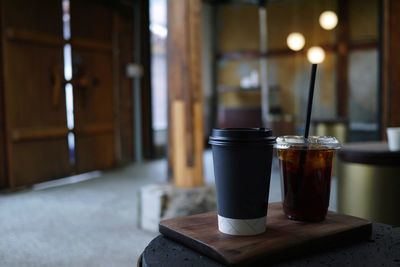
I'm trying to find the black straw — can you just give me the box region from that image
[295,64,318,207]
[304,64,318,139]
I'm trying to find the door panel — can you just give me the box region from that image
[73,51,114,125]
[2,0,70,188]
[3,0,62,35]
[12,140,70,186]
[70,1,112,42]
[72,49,115,172]
[74,134,114,172]
[5,44,70,186]
[70,1,116,173]
[5,44,66,128]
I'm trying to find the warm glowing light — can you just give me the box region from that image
[319,11,338,30]
[307,46,326,64]
[286,32,305,51]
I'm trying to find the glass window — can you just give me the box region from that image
[150,0,168,138]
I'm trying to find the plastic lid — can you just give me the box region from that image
[209,128,276,144]
[275,135,341,150]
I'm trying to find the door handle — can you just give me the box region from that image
[71,76,99,90]
[71,72,99,108]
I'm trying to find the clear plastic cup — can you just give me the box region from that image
[276,136,341,222]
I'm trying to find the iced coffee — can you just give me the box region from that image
[276,136,340,222]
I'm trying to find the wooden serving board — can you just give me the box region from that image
[159,203,372,266]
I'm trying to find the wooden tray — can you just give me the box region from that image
[159,203,372,266]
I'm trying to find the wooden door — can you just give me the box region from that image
[70,1,116,172]
[1,0,70,188]
[0,0,138,189]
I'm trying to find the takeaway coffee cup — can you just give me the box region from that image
[209,128,276,236]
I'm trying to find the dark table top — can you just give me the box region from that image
[338,141,400,166]
[141,224,400,267]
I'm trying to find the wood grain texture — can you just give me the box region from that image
[159,203,372,266]
[193,102,204,186]
[2,0,62,36]
[11,127,68,142]
[3,42,70,186]
[71,1,116,173]
[70,38,112,52]
[145,224,400,267]
[170,101,203,187]
[0,0,135,188]
[2,0,70,188]
[5,28,64,46]
[171,101,187,186]
[168,0,204,188]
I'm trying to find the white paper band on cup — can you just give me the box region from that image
[218,215,266,236]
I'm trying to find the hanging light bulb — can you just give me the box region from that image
[319,11,338,30]
[307,46,325,64]
[286,32,305,51]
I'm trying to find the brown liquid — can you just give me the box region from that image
[278,148,335,222]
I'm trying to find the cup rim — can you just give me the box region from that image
[209,127,276,145]
[275,135,341,150]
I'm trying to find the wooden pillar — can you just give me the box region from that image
[167,0,204,188]
[336,0,349,118]
[382,0,400,135]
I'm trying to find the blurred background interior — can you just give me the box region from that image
[0,0,399,266]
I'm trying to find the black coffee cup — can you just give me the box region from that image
[209,128,276,235]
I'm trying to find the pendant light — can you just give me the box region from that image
[307,2,325,64]
[287,32,305,51]
[307,46,325,64]
[286,1,305,51]
[319,10,338,30]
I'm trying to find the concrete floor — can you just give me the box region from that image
[0,150,337,267]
